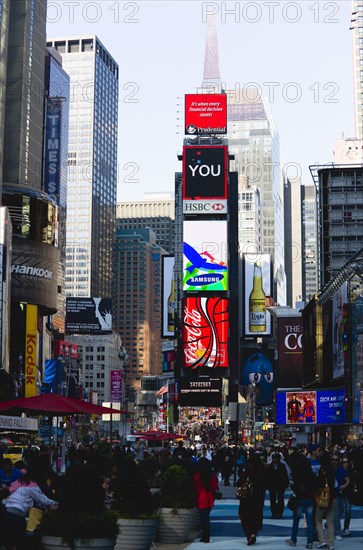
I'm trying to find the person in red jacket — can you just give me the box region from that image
[194,457,219,543]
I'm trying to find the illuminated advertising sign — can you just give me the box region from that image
[332,282,348,379]
[25,305,37,397]
[44,98,61,205]
[183,199,228,215]
[162,340,175,373]
[161,256,175,337]
[110,370,123,402]
[244,254,271,336]
[66,298,112,333]
[277,317,303,388]
[183,220,228,291]
[241,349,274,405]
[275,389,345,425]
[179,377,222,406]
[185,94,227,135]
[182,297,229,369]
[183,146,228,200]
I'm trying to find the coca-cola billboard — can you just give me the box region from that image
[182,297,229,369]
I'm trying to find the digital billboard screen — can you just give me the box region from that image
[66,297,112,333]
[241,349,274,406]
[185,94,227,135]
[244,254,271,336]
[183,220,228,292]
[275,389,345,425]
[179,377,222,407]
[277,317,303,388]
[161,256,175,337]
[182,297,229,369]
[183,146,228,200]
[332,282,348,380]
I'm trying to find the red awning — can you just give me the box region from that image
[0,394,126,416]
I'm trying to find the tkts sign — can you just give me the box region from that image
[182,297,229,369]
[183,146,228,200]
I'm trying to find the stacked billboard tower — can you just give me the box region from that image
[176,94,240,427]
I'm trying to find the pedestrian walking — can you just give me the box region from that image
[315,453,336,550]
[237,450,267,546]
[286,450,316,549]
[332,453,350,541]
[193,456,219,543]
[267,451,289,518]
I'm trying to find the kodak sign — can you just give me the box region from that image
[25,305,37,397]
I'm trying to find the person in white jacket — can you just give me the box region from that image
[1,468,57,549]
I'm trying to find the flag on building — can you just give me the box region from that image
[155,385,168,396]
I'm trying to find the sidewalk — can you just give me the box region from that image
[155,485,363,550]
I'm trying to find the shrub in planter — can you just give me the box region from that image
[160,463,194,509]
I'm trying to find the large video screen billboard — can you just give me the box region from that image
[183,220,228,292]
[183,146,228,200]
[178,377,222,406]
[244,254,271,336]
[241,349,274,406]
[182,297,229,369]
[66,297,112,333]
[277,317,304,388]
[161,256,175,337]
[185,94,227,135]
[275,389,345,425]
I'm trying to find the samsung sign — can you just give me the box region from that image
[183,199,227,215]
[183,146,228,200]
[44,99,61,205]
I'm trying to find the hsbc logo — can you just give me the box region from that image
[183,200,227,215]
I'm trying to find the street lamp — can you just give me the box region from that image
[250,382,256,447]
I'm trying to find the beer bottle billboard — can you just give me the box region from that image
[249,262,266,332]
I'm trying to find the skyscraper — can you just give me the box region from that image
[284,174,303,307]
[351,0,363,140]
[2,0,59,398]
[113,228,164,399]
[44,47,70,331]
[46,36,119,298]
[301,184,319,302]
[200,15,286,305]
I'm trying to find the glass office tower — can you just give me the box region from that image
[46,36,119,298]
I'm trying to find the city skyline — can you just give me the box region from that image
[46,1,355,201]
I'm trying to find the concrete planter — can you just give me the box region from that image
[115,518,158,550]
[42,536,116,550]
[157,508,194,544]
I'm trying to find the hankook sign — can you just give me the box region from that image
[11,238,58,313]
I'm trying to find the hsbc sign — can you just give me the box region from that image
[183,146,228,200]
[183,199,228,215]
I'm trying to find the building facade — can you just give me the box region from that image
[311,165,363,287]
[301,184,319,302]
[116,193,175,254]
[113,227,164,399]
[44,47,70,332]
[46,36,119,298]
[352,0,363,140]
[284,174,303,307]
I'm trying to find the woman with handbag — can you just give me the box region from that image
[315,454,336,550]
[193,457,219,543]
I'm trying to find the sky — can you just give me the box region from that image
[46,0,355,201]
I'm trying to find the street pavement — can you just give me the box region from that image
[155,485,363,550]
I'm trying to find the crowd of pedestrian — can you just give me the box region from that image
[0,437,362,548]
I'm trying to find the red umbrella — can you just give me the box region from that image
[0,394,126,416]
[133,430,183,441]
